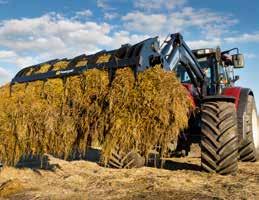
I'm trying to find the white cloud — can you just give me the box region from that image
[122,12,167,34]
[122,8,238,38]
[225,33,259,43]
[186,39,221,49]
[14,56,40,68]
[0,67,10,79]
[97,0,114,10]
[0,13,113,59]
[175,7,238,38]
[0,50,17,59]
[169,7,238,38]
[0,50,38,68]
[134,0,186,11]
[74,10,93,19]
[0,12,148,70]
[104,12,119,20]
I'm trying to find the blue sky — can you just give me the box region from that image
[0,0,258,107]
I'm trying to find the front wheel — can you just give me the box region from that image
[104,147,145,169]
[201,101,239,175]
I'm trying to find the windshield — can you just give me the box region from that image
[197,57,212,81]
[175,57,212,84]
[175,64,191,83]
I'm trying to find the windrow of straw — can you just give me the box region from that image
[0,58,193,166]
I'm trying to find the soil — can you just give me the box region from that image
[0,151,258,200]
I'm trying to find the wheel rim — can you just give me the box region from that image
[252,109,258,149]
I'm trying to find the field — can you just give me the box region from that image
[0,146,258,200]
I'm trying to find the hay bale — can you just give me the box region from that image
[101,66,193,162]
[0,60,193,166]
[0,83,29,165]
[65,69,109,153]
[35,64,51,74]
[76,60,88,67]
[52,61,70,71]
[96,54,111,63]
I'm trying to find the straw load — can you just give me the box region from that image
[0,56,193,166]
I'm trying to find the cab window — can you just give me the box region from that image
[175,63,191,83]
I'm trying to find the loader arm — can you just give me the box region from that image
[160,33,207,96]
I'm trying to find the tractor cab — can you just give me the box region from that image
[192,47,245,95]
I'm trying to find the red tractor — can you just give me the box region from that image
[193,47,258,163]
[10,33,258,175]
[172,46,259,174]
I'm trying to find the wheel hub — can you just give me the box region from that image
[252,109,258,149]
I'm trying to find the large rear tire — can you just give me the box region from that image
[239,95,258,162]
[201,101,239,175]
[106,147,145,169]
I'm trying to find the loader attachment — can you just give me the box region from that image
[11,33,206,97]
[11,37,161,85]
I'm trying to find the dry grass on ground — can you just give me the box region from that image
[0,154,258,200]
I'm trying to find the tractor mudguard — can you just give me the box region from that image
[223,87,254,141]
[222,87,242,109]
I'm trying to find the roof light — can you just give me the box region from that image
[196,48,213,55]
[205,49,211,54]
[197,50,205,55]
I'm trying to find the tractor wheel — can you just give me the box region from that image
[239,95,258,162]
[201,101,239,175]
[106,147,145,169]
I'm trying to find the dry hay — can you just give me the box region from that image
[101,67,193,162]
[0,179,25,198]
[0,57,193,166]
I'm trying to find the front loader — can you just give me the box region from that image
[7,33,258,175]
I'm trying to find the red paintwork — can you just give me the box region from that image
[222,87,242,109]
[182,83,193,93]
[181,84,242,110]
[182,83,196,108]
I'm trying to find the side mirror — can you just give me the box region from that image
[232,54,244,68]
